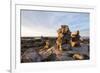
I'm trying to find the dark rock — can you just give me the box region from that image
[62,44,72,51]
[21,48,42,63]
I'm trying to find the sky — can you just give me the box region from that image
[21,10,90,37]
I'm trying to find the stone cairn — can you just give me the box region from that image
[56,25,81,51]
[39,25,81,60]
[71,30,80,47]
[56,25,71,51]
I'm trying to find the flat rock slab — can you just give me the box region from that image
[21,43,89,63]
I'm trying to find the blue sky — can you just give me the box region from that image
[21,10,90,37]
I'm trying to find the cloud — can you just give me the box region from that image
[21,24,57,37]
[21,10,89,37]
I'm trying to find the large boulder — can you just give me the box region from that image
[21,48,42,63]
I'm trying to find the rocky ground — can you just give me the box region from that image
[21,38,89,63]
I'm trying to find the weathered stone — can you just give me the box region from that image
[71,30,81,47]
[21,48,42,62]
[72,53,84,60]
